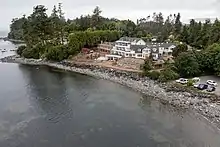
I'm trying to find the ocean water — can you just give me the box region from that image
[0,41,220,147]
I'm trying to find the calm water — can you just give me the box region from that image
[0,39,17,58]
[1,41,220,147]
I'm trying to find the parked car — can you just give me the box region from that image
[176,78,188,84]
[197,84,209,90]
[192,77,200,83]
[207,86,216,92]
[206,80,218,87]
[194,83,200,88]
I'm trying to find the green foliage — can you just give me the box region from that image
[175,52,201,78]
[22,46,40,59]
[142,59,152,75]
[8,16,27,40]
[68,30,120,55]
[187,79,194,87]
[146,71,160,80]
[172,43,188,57]
[45,45,69,61]
[179,18,220,49]
[158,68,179,82]
[16,45,26,56]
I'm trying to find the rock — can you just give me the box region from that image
[203,99,209,105]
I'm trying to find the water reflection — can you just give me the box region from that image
[18,65,74,123]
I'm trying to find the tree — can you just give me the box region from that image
[91,6,102,29]
[175,52,201,77]
[179,25,189,43]
[159,68,179,82]
[172,43,188,57]
[16,45,26,56]
[142,59,152,75]
[8,16,27,40]
[23,5,52,48]
[174,13,182,36]
[208,19,220,45]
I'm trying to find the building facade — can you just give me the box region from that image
[97,42,115,53]
[110,37,176,60]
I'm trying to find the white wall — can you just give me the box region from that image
[152,53,159,60]
[159,47,164,54]
[136,39,146,45]
[135,53,143,59]
[131,39,146,45]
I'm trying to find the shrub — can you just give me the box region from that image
[174,52,200,77]
[22,47,39,59]
[147,71,161,80]
[16,45,26,56]
[187,79,194,87]
[142,59,152,75]
[45,45,69,61]
[158,68,179,82]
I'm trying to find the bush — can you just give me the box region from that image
[158,68,179,82]
[187,79,194,87]
[45,45,69,61]
[174,52,200,77]
[22,47,39,59]
[142,59,152,75]
[147,71,161,80]
[16,45,26,56]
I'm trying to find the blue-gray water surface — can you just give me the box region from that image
[1,40,220,147]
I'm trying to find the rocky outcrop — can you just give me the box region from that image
[1,55,220,128]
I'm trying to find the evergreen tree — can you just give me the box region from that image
[174,13,182,36]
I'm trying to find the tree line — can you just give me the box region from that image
[8,4,220,79]
[13,4,120,61]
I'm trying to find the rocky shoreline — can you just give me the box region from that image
[1,55,220,128]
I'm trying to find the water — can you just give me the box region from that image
[0,31,7,38]
[0,39,17,58]
[0,42,220,147]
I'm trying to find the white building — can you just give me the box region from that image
[109,37,176,60]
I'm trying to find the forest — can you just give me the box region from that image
[8,3,220,80]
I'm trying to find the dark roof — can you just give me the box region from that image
[146,44,159,53]
[119,37,143,43]
[130,45,147,53]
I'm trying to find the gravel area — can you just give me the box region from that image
[1,55,220,128]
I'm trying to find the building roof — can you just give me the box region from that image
[119,37,143,43]
[130,45,147,53]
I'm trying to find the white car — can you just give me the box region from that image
[194,83,199,88]
[206,80,218,87]
[176,78,188,84]
[192,77,200,83]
